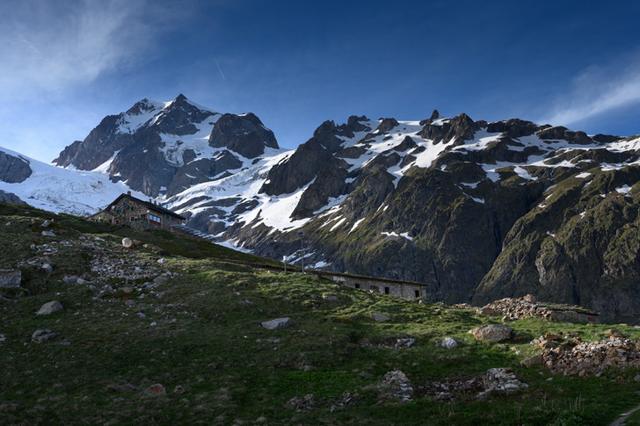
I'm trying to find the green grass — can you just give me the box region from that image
[1,203,639,425]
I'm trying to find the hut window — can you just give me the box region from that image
[148,213,161,224]
[414,290,420,298]
[355,283,360,289]
[384,287,390,294]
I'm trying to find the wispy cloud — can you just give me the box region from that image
[544,54,640,126]
[0,0,180,98]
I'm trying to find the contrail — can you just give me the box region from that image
[215,60,226,81]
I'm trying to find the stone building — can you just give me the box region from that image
[90,192,185,231]
[312,270,428,301]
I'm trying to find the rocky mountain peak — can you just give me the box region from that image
[208,113,278,158]
[125,98,159,116]
[347,115,370,132]
[152,95,214,136]
[174,93,188,102]
[52,95,280,197]
[486,118,539,138]
[376,118,400,134]
[418,112,479,144]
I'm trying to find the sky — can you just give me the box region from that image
[1,0,640,162]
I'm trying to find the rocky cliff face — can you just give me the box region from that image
[8,97,640,322]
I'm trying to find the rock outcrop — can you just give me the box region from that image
[0,151,32,183]
[0,190,25,205]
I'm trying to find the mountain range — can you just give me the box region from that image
[3,94,640,322]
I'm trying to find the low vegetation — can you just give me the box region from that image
[1,203,640,425]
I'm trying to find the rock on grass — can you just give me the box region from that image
[31,329,58,343]
[36,301,63,316]
[469,324,513,343]
[261,317,292,330]
[441,337,459,349]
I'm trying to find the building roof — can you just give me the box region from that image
[104,193,186,220]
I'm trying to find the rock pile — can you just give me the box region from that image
[535,333,640,376]
[377,370,414,403]
[285,394,316,411]
[329,392,358,412]
[422,368,528,401]
[0,269,21,289]
[480,295,555,320]
[480,295,598,323]
[478,368,529,399]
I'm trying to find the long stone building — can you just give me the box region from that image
[312,270,428,301]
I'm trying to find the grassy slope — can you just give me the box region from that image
[1,203,640,425]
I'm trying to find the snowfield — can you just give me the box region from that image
[0,146,143,215]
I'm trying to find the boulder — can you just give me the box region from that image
[261,317,292,330]
[31,329,58,343]
[470,324,513,343]
[121,238,133,249]
[0,269,21,289]
[36,301,63,316]
[440,337,459,349]
[41,230,56,237]
[62,275,84,285]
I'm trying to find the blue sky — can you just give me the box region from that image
[2,0,640,162]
